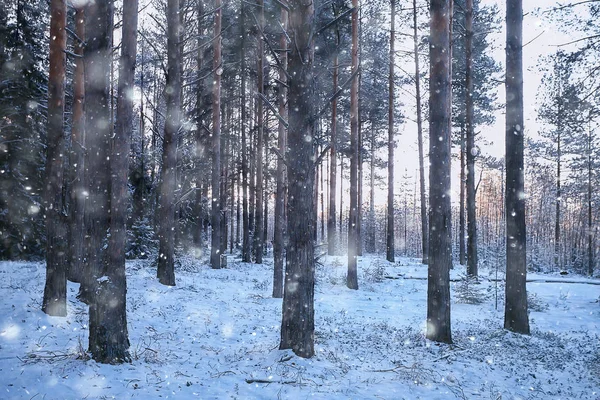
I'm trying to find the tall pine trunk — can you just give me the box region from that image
[42,0,68,317]
[413,0,428,265]
[273,7,288,299]
[327,12,339,256]
[253,0,265,264]
[504,0,530,335]
[465,0,478,277]
[210,0,222,269]
[347,0,360,290]
[427,0,453,344]
[459,124,466,265]
[240,3,251,263]
[91,0,138,364]
[280,0,316,359]
[157,0,181,284]
[67,5,86,284]
[386,0,396,263]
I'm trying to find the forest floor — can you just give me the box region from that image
[1,254,599,399]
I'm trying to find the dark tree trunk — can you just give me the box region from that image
[157,0,181,284]
[280,0,316,359]
[413,0,428,265]
[240,4,251,263]
[210,0,222,269]
[465,0,478,277]
[459,124,466,265]
[366,121,376,253]
[91,0,138,364]
[427,0,453,344]
[79,0,113,305]
[347,0,360,289]
[504,0,530,335]
[67,5,86,284]
[555,130,561,270]
[588,121,594,276]
[253,0,265,264]
[42,0,68,317]
[273,7,288,299]
[83,0,115,355]
[327,14,339,256]
[386,0,396,264]
[193,0,207,249]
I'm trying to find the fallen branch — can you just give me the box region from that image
[245,378,296,384]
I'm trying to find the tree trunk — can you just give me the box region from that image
[465,0,478,277]
[427,0,453,344]
[240,3,251,263]
[42,0,68,317]
[92,0,138,364]
[504,0,530,335]
[280,0,316,359]
[327,13,339,256]
[83,0,114,355]
[79,0,113,305]
[253,0,265,264]
[413,0,428,265]
[67,5,86,284]
[157,0,181,284]
[386,0,396,263]
[210,0,222,269]
[366,121,376,253]
[459,124,466,265]
[273,7,287,298]
[588,120,594,276]
[555,130,561,270]
[347,0,360,289]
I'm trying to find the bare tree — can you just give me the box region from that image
[89,0,139,364]
[386,0,396,263]
[68,5,86,284]
[157,0,181,283]
[273,7,288,299]
[327,4,340,256]
[254,0,265,264]
[42,0,68,317]
[427,0,453,344]
[465,0,478,276]
[280,0,316,359]
[347,0,359,290]
[504,0,529,334]
[209,0,223,269]
[413,0,429,265]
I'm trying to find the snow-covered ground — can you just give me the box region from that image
[1,255,599,399]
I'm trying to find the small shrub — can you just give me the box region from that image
[455,274,487,304]
[527,292,549,312]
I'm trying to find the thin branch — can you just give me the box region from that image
[257,92,288,128]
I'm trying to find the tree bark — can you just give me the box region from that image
[253,0,265,264]
[273,6,288,298]
[91,0,138,364]
[588,119,594,276]
[42,0,68,317]
[427,0,453,344]
[280,0,316,359]
[157,0,181,284]
[413,0,428,265]
[67,5,86,284]
[210,0,222,269]
[459,124,466,265]
[79,0,113,305]
[327,10,339,256]
[347,0,360,290]
[240,3,251,263]
[504,0,530,335]
[465,0,478,277]
[386,0,396,264]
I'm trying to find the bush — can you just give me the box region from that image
[455,274,487,304]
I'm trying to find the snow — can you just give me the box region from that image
[0,255,598,399]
